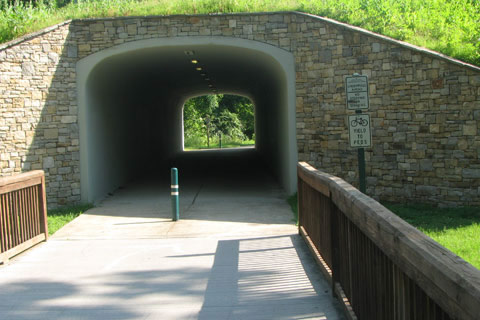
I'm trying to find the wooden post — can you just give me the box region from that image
[38,174,48,240]
[330,191,339,297]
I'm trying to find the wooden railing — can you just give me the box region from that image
[0,170,48,264]
[297,162,480,320]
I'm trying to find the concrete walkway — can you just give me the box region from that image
[0,151,344,319]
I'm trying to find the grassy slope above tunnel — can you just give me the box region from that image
[1,0,479,67]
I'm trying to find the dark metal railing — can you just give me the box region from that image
[298,162,480,320]
[0,170,48,264]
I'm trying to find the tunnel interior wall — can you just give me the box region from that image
[81,59,183,202]
[0,13,479,207]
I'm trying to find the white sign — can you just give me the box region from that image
[348,114,372,148]
[346,75,369,110]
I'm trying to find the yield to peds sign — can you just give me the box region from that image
[346,75,369,110]
[348,114,372,148]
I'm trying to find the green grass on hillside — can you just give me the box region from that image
[0,0,479,66]
[386,204,480,270]
[290,194,480,269]
[47,203,93,235]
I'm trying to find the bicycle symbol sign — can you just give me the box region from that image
[350,116,369,127]
[348,114,371,148]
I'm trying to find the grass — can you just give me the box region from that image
[47,203,93,235]
[386,204,480,270]
[289,193,480,269]
[0,0,478,66]
[184,139,255,151]
[287,193,298,224]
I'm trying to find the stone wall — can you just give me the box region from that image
[292,15,480,206]
[0,22,80,207]
[0,12,479,207]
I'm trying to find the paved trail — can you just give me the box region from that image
[0,150,344,319]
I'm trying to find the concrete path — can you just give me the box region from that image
[0,150,344,319]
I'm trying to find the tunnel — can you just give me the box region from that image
[76,37,297,204]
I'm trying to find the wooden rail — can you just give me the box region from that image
[0,170,48,264]
[297,162,480,320]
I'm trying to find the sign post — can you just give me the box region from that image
[346,74,371,194]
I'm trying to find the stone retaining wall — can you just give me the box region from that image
[0,12,479,207]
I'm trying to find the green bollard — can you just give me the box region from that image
[171,168,179,221]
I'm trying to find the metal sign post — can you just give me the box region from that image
[346,74,371,194]
[348,112,371,193]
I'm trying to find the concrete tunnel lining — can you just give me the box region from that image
[77,37,297,204]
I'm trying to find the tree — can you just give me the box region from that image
[218,95,255,139]
[183,94,254,148]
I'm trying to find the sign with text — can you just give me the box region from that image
[346,75,369,110]
[348,114,372,148]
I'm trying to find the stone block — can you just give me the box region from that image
[319,49,332,63]
[89,23,105,32]
[127,24,137,35]
[463,124,477,135]
[78,44,91,52]
[61,116,76,124]
[416,185,437,196]
[22,62,35,76]
[463,168,480,179]
[67,45,78,58]
[44,128,58,139]
[43,156,55,169]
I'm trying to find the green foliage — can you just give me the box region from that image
[287,192,298,224]
[219,95,255,139]
[0,0,478,65]
[47,203,93,235]
[386,203,480,269]
[183,94,254,149]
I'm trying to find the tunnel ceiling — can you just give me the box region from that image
[90,44,284,102]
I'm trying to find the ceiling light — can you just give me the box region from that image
[191,59,198,64]
[196,67,202,71]
[205,78,210,81]
[200,73,206,77]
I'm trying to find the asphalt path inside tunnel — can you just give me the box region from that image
[0,149,345,319]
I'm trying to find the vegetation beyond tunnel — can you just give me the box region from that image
[183,94,255,150]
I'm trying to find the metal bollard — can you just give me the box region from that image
[171,168,179,221]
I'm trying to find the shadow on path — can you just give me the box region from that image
[0,235,344,319]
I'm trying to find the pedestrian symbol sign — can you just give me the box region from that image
[348,114,371,148]
[346,75,369,110]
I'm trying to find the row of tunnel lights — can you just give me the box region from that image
[185,50,217,94]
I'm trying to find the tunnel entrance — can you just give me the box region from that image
[77,37,297,204]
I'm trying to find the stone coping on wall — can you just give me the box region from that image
[297,12,480,73]
[0,20,72,51]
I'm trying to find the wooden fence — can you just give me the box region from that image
[0,170,48,264]
[297,162,480,320]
